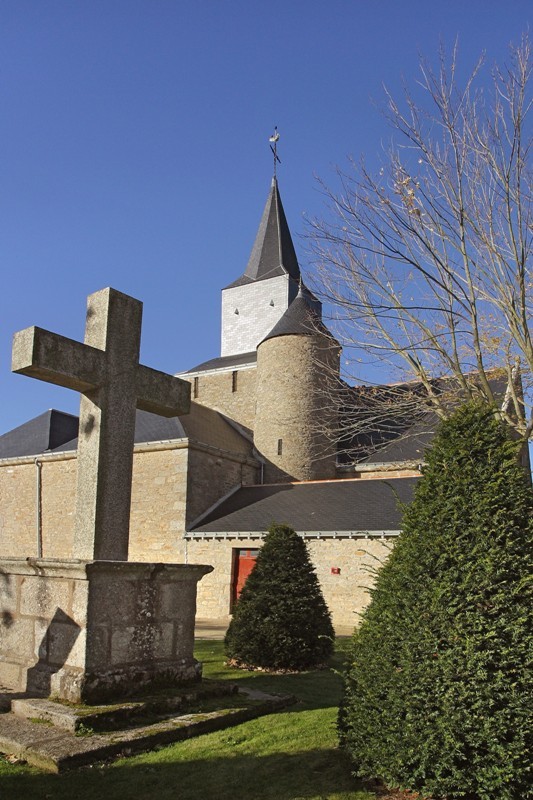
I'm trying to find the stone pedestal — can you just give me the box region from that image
[0,558,213,703]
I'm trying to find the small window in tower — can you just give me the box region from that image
[193,376,199,398]
[232,370,238,393]
[277,438,283,456]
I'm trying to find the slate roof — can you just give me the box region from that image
[0,409,79,459]
[183,351,257,374]
[191,476,418,533]
[342,373,509,465]
[0,404,253,459]
[224,178,300,289]
[362,415,438,464]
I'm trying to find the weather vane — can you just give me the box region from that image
[269,126,281,178]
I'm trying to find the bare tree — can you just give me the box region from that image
[309,37,533,451]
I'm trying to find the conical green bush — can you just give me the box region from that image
[224,523,334,670]
[339,402,533,800]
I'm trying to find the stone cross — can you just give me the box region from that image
[12,288,190,561]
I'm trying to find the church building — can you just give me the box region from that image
[0,175,423,632]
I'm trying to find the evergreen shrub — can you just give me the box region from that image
[339,402,533,800]
[224,523,334,670]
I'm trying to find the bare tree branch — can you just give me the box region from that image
[307,35,533,451]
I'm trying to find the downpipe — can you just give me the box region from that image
[35,459,43,558]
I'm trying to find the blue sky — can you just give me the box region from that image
[1,1,531,434]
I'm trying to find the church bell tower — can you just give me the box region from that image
[221,176,308,357]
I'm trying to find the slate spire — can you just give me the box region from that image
[221,170,323,357]
[226,178,300,288]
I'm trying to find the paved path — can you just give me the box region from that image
[194,618,353,640]
[194,618,229,639]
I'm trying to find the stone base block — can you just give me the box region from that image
[50,659,202,704]
[0,557,213,703]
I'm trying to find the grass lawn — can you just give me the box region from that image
[0,639,375,800]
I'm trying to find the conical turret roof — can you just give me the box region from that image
[225,178,300,289]
[260,287,335,344]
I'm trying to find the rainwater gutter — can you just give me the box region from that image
[351,461,424,474]
[185,530,401,541]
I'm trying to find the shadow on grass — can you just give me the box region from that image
[1,747,370,800]
[195,638,352,712]
[0,640,358,800]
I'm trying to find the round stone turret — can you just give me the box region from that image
[254,292,340,483]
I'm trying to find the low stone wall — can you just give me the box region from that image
[0,558,213,703]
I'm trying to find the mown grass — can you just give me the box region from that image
[0,638,374,800]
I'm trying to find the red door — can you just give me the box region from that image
[231,548,259,608]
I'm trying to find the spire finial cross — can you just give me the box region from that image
[269,126,281,179]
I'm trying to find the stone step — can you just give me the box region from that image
[11,679,238,733]
[0,687,295,772]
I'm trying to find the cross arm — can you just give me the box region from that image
[136,365,191,417]
[12,326,105,392]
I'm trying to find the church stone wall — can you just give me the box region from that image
[185,447,259,528]
[40,458,77,557]
[0,444,258,563]
[0,447,191,562]
[255,334,339,482]
[185,535,394,631]
[307,538,393,631]
[185,537,251,619]
[184,367,257,430]
[221,275,290,356]
[128,446,189,562]
[0,455,77,558]
[1,450,397,631]
[0,448,191,562]
[0,460,37,556]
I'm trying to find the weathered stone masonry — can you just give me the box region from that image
[182,366,257,431]
[0,441,258,563]
[0,558,211,702]
[187,535,397,627]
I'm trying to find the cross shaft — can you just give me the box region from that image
[12,288,190,561]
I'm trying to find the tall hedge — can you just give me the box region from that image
[339,403,533,800]
[224,523,334,670]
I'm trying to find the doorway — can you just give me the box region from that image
[231,548,259,609]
